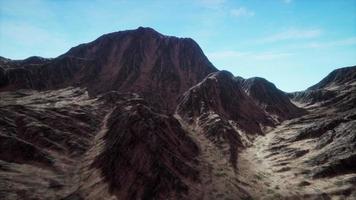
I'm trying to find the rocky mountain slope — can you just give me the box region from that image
[0,89,203,200]
[238,66,356,199]
[0,28,355,200]
[0,27,217,113]
[240,76,306,121]
[176,71,304,169]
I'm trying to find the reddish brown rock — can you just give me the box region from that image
[0,27,217,113]
[90,97,200,200]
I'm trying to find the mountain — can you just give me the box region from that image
[290,66,356,109]
[308,66,356,90]
[240,77,306,121]
[176,71,305,169]
[0,89,203,200]
[0,28,355,200]
[246,65,356,199]
[0,27,217,113]
[72,93,202,200]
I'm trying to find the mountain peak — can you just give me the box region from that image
[0,28,217,113]
[135,26,160,33]
[121,26,165,39]
[308,65,356,90]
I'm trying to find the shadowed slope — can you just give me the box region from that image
[91,97,200,200]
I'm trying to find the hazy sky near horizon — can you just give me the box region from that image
[1,0,356,92]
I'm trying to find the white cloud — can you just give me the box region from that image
[306,37,356,48]
[257,28,322,43]
[207,50,293,61]
[230,7,255,17]
[253,52,293,60]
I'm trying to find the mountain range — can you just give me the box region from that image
[0,27,355,200]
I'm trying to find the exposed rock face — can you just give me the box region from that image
[0,27,217,113]
[176,71,304,168]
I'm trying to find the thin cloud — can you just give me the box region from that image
[230,7,255,17]
[207,50,293,61]
[257,28,322,43]
[254,52,293,60]
[283,0,293,4]
[207,51,249,59]
[307,37,356,48]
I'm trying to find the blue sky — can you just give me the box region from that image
[0,0,355,91]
